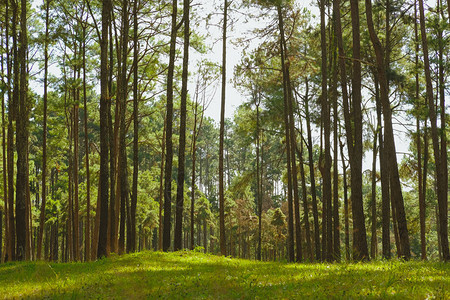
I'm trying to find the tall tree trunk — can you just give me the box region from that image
[3,0,11,263]
[130,0,139,253]
[366,0,410,259]
[158,114,166,251]
[330,16,340,261]
[256,95,262,260]
[163,0,178,252]
[8,0,18,261]
[348,0,369,261]
[118,0,130,254]
[436,0,449,262]
[370,129,378,259]
[82,23,91,262]
[108,17,117,254]
[37,0,50,260]
[174,0,189,251]
[339,138,350,260]
[277,4,294,263]
[98,0,112,259]
[304,84,320,261]
[414,1,425,260]
[15,0,29,261]
[285,46,303,263]
[319,0,332,262]
[333,0,352,261]
[219,0,228,257]
[298,122,312,261]
[73,77,80,261]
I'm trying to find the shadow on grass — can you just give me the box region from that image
[1,251,449,299]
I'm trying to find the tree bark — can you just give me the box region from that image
[174,0,190,251]
[319,0,332,262]
[277,4,294,263]
[366,0,410,259]
[98,0,111,259]
[130,0,139,253]
[219,0,228,257]
[80,23,91,262]
[15,0,29,261]
[304,83,320,261]
[348,0,369,261]
[163,0,178,252]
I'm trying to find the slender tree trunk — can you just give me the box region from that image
[414,1,426,260]
[304,85,320,261]
[174,0,190,251]
[190,102,198,250]
[163,0,178,252]
[15,0,29,261]
[436,0,449,262]
[349,0,369,261]
[339,138,350,260]
[98,0,112,259]
[158,114,166,250]
[319,0,332,262]
[82,23,91,262]
[277,4,294,263]
[8,0,18,261]
[366,0,411,259]
[298,123,312,261]
[130,0,139,253]
[370,130,378,259]
[73,83,80,261]
[118,0,130,254]
[108,17,117,254]
[330,16,340,261]
[3,0,10,263]
[218,0,228,257]
[37,0,50,260]
[256,97,262,260]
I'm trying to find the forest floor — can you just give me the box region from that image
[0,250,448,299]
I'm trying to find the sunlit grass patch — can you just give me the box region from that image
[0,251,448,299]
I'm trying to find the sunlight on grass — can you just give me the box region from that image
[0,251,448,299]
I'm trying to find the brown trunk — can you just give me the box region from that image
[277,4,294,263]
[339,138,350,261]
[108,17,117,254]
[118,0,130,254]
[256,96,262,261]
[370,130,378,259]
[15,0,29,261]
[298,124,312,261]
[366,0,411,259]
[73,90,80,261]
[82,23,91,261]
[330,17,340,261]
[98,0,111,259]
[414,1,426,260]
[435,0,449,261]
[130,0,139,254]
[8,0,18,261]
[1,4,8,263]
[162,0,178,252]
[304,84,320,261]
[37,0,50,260]
[219,0,228,256]
[320,0,332,262]
[158,114,166,250]
[348,0,369,261]
[174,0,190,251]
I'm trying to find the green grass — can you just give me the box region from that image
[0,251,448,299]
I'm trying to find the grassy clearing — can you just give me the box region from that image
[0,251,448,299]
